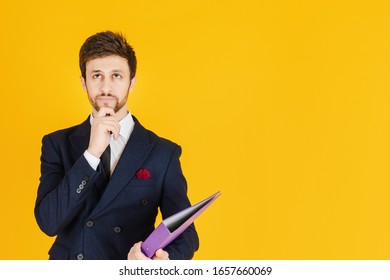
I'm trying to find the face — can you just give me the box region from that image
[81,55,135,118]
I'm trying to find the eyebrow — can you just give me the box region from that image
[91,70,103,73]
[90,69,124,73]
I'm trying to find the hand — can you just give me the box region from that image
[152,248,170,260]
[127,241,169,260]
[87,107,120,158]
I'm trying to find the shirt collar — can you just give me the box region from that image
[118,112,134,141]
[89,111,135,141]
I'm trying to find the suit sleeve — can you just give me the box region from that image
[34,135,100,236]
[160,145,200,259]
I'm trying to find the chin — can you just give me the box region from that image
[97,102,117,110]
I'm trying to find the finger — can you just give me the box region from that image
[94,116,120,136]
[128,242,150,260]
[152,249,169,260]
[104,121,121,140]
[92,119,116,135]
[95,107,116,117]
[111,121,121,140]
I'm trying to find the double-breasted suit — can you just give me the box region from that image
[34,116,199,259]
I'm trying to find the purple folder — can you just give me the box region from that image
[141,191,221,258]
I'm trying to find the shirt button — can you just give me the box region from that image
[76,253,84,260]
[86,220,94,227]
[113,226,122,233]
[140,199,148,206]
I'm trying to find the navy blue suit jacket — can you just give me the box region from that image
[34,116,199,260]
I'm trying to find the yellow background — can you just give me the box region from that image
[1,0,390,259]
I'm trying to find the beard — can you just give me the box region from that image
[90,94,128,113]
[86,83,131,114]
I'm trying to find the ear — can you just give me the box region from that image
[129,77,136,92]
[80,76,88,93]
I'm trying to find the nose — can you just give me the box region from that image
[100,78,112,95]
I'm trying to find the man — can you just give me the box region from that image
[34,31,199,260]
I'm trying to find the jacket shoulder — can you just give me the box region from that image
[134,116,180,149]
[43,118,89,141]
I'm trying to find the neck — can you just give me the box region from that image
[114,105,129,121]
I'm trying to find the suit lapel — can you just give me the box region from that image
[91,118,155,216]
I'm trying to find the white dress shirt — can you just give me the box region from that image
[83,112,135,175]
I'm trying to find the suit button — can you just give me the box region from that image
[83,176,89,181]
[76,253,84,260]
[81,180,87,186]
[140,199,148,206]
[76,188,81,194]
[113,226,122,233]
[86,220,94,227]
[79,184,84,190]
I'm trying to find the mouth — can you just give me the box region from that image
[97,96,116,102]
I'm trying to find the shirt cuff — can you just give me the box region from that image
[84,150,100,170]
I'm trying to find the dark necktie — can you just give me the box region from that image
[95,145,111,200]
[101,145,111,178]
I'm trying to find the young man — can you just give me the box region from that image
[34,31,199,260]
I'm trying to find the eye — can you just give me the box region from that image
[92,73,102,79]
[113,73,122,79]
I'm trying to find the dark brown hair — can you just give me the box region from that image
[79,31,137,80]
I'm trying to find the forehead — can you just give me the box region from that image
[85,55,130,73]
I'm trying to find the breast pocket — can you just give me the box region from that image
[123,178,160,209]
[128,178,156,188]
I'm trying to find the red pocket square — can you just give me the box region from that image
[136,169,151,180]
